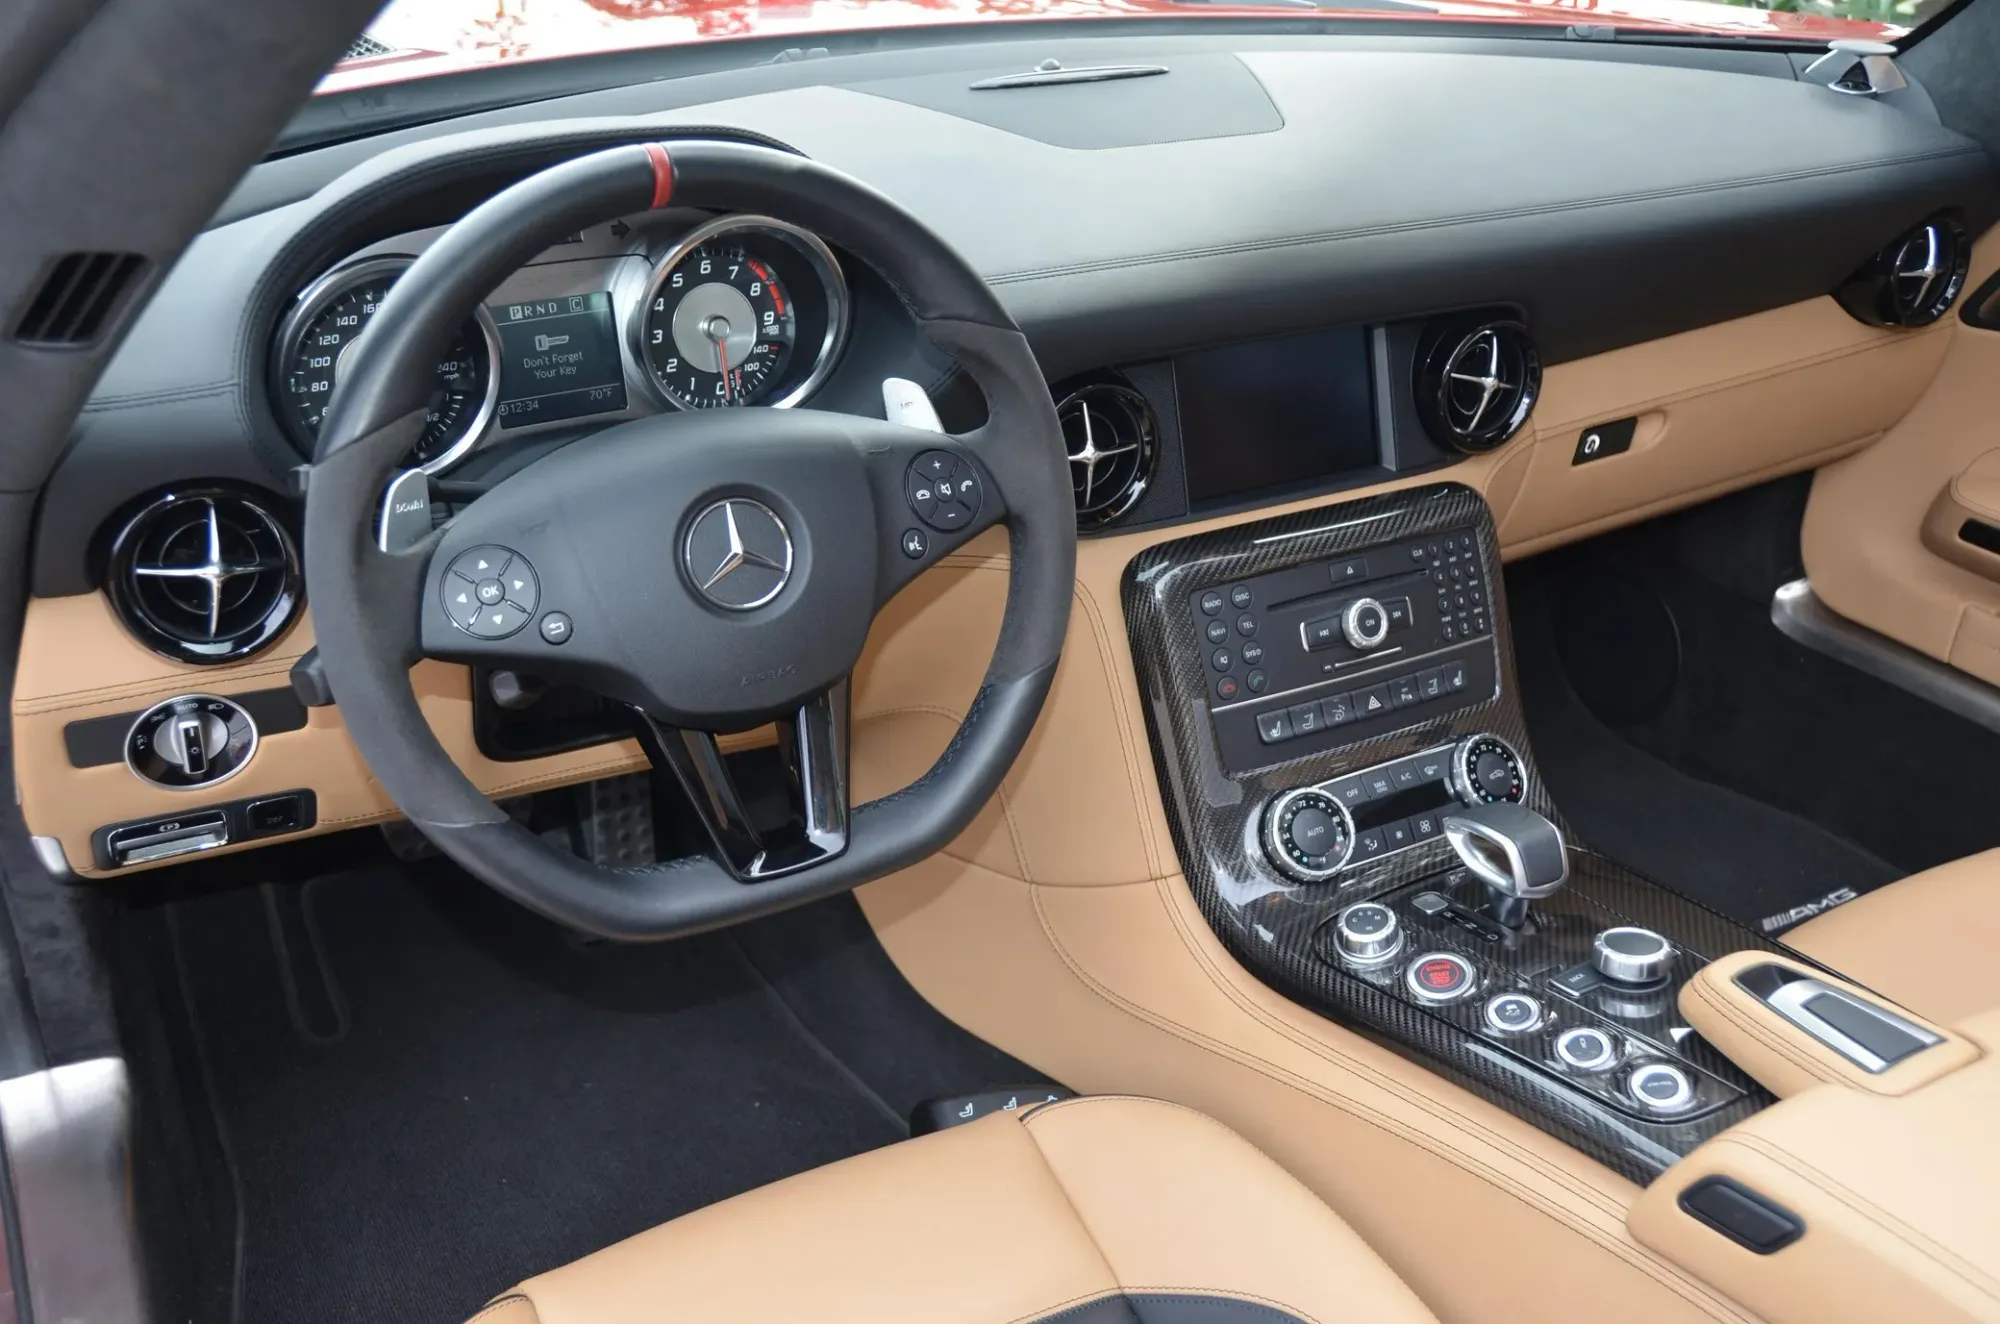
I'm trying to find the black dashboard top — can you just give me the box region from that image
[38,29,1997,595]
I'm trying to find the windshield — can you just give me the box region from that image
[322,0,1948,95]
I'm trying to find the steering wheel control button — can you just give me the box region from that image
[1405,952,1477,1004]
[1592,927,1676,985]
[1333,902,1403,966]
[901,528,928,559]
[1627,1062,1697,1116]
[907,451,980,533]
[1555,1026,1620,1074]
[538,611,573,646]
[445,546,540,636]
[1262,788,1354,882]
[1482,992,1545,1036]
[470,602,529,639]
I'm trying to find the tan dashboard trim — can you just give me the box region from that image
[17,291,1938,884]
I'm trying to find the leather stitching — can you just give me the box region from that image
[1685,975,1845,1090]
[853,701,1034,881]
[1014,1101,1331,1324]
[1070,582,1170,883]
[1714,1134,2000,1303]
[1026,882,1756,1323]
[461,1294,536,1324]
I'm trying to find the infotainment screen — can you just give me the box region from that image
[491,293,629,428]
[1174,325,1377,507]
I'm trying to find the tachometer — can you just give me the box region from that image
[635,217,847,412]
[272,257,500,473]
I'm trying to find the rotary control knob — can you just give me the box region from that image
[1592,927,1676,985]
[1342,597,1391,650]
[1449,733,1527,805]
[124,694,258,790]
[1332,902,1404,966]
[1263,788,1355,882]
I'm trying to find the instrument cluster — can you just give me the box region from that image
[269,213,850,474]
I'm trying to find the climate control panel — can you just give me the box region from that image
[1260,734,1526,881]
[1189,527,1498,771]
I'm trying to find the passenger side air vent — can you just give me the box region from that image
[1413,317,1541,455]
[1835,215,1970,328]
[104,489,302,665]
[1054,377,1159,529]
[12,252,148,347]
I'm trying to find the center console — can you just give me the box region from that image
[1123,482,1783,1182]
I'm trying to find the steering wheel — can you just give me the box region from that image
[302,141,1073,940]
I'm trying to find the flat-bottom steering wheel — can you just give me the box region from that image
[304,141,1073,940]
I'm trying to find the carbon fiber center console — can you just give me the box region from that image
[1123,482,1783,1183]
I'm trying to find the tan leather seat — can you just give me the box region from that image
[1785,848,2000,1026]
[465,1095,1438,1324]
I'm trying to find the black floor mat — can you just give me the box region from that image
[160,861,1042,1324]
[1510,568,1903,933]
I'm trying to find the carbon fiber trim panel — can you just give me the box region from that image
[1121,481,1780,1183]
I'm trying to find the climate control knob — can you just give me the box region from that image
[1449,733,1527,805]
[1342,597,1391,650]
[1263,788,1355,882]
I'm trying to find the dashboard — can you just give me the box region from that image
[15,28,1999,879]
[269,212,852,475]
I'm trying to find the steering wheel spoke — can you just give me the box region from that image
[632,679,851,881]
[858,422,1009,609]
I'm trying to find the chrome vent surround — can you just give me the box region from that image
[104,489,302,665]
[1835,215,1970,328]
[1414,318,1541,455]
[1055,378,1158,529]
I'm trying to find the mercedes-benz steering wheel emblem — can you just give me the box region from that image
[684,498,794,611]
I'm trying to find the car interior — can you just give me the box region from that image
[2,0,1999,1320]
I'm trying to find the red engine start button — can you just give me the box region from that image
[1405,951,1475,1003]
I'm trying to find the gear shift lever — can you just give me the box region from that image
[1440,802,1569,928]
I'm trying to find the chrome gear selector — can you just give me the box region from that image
[1440,800,1569,928]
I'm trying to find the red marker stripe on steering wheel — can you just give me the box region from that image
[643,143,675,209]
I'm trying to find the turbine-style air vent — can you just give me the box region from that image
[1413,317,1541,455]
[1835,215,1970,328]
[104,489,302,665]
[1055,378,1158,529]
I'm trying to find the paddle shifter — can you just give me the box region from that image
[1440,801,1569,928]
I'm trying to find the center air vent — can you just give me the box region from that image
[1054,378,1158,529]
[104,489,302,665]
[1413,317,1541,455]
[1835,215,1970,328]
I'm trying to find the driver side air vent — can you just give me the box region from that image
[1413,316,1541,455]
[104,488,302,665]
[1834,215,1970,328]
[1055,377,1159,529]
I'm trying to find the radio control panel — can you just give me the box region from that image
[1189,528,1498,772]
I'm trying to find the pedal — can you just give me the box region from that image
[910,1084,1075,1136]
[575,773,655,867]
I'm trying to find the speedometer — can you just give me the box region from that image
[272,257,500,473]
[635,216,848,412]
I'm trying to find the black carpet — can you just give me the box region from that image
[160,861,1043,1324]
[1510,567,1903,933]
